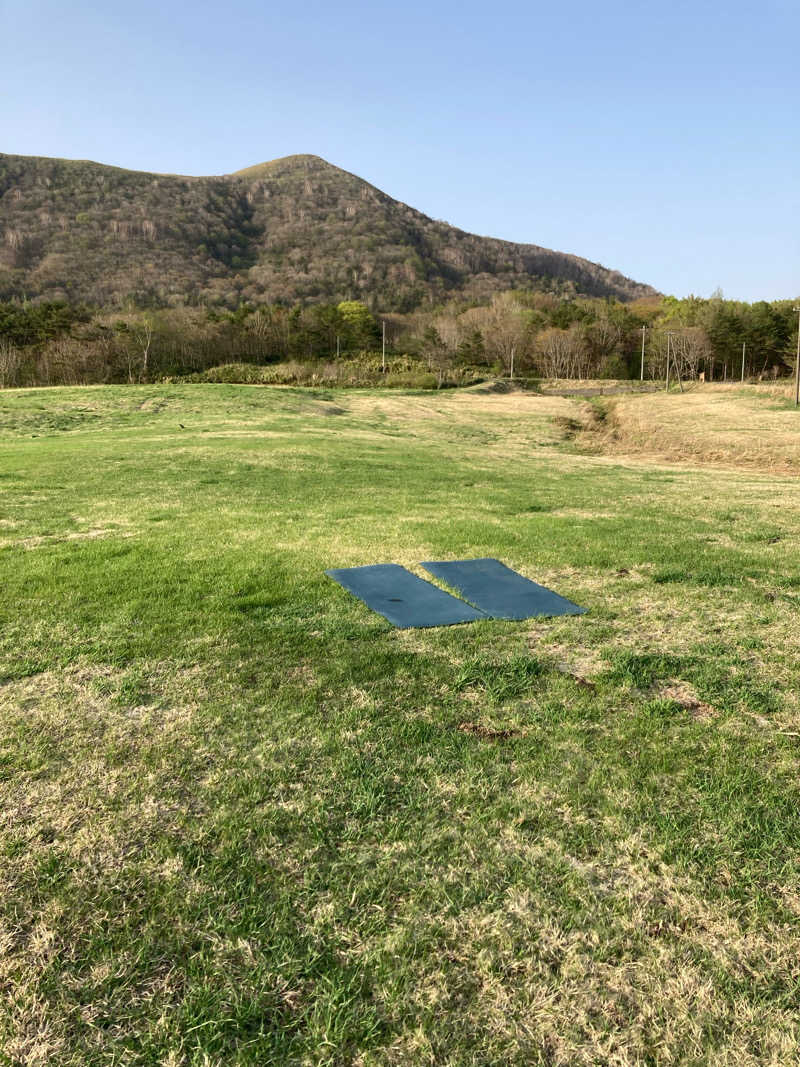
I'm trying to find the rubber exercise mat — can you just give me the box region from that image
[326,563,487,628]
[420,558,586,620]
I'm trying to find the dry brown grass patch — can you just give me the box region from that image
[387,826,800,1065]
[578,386,800,474]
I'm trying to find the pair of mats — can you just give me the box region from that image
[326,557,586,629]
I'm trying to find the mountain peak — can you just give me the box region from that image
[230,154,341,179]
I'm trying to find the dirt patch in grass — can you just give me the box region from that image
[457,721,518,741]
[657,681,718,720]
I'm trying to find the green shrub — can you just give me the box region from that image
[384,371,438,389]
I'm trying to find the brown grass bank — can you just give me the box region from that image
[571,383,800,474]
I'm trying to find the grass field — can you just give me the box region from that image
[2,382,800,1066]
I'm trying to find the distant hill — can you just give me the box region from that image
[0,152,657,309]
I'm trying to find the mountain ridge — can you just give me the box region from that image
[0,151,658,309]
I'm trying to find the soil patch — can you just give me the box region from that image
[457,721,517,741]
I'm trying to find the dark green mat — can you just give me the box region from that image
[420,558,586,620]
[326,564,487,628]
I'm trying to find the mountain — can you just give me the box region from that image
[0,152,657,310]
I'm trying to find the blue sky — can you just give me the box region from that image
[2,0,797,300]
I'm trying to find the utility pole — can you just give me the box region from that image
[382,320,386,374]
[794,307,800,408]
[741,341,746,383]
[665,332,671,391]
[640,325,646,381]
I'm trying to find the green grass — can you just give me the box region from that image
[2,384,800,1065]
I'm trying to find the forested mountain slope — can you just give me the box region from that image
[0,152,657,309]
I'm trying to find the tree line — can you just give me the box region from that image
[0,291,797,388]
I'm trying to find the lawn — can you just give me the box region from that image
[1,383,799,1066]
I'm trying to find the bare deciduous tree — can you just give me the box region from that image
[535,325,586,379]
[0,339,21,388]
[648,327,711,381]
[583,316,623,374]
[420,327,451,387]
[462,294,528,377]
[669,327,712,380]
[131,318,154,382]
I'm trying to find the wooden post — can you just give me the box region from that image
[665,333,671,391]
[741,341,746,382]
[640,325,646,381]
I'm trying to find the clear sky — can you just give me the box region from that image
[2,0,797,301]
